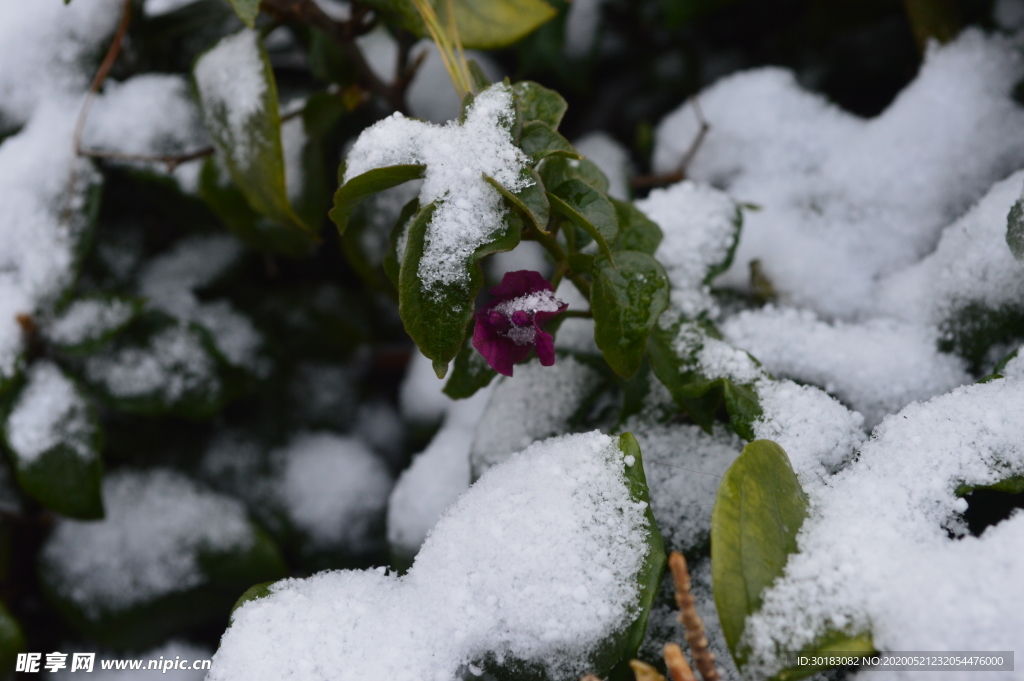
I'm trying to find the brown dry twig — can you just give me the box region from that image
[632,96,710,191]
[669,552,720,681]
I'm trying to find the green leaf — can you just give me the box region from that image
[711,440,807,667]
[468,59,493,92]
[590,252,670,379]
[539,155,610,194]
[773,631,876,681]
[230,581,275,617]
[443,343,498,399]
[47,295,143,356]
[647,320,764,440]
[606,432,666,672]
[1007,197,1024,264]
[549,179,618,259]
[399,203,522,378]
[956,474,1024,497]
[225,0,259,27]
[2,362,104,519]
[0,602,25,675]
[611,198,663,255]
[330,164,426,236]
[194,29,318,256]
[484,169,550,233]
[383,198,421,291]
[365,0,557,50]
[512,80,568,129]
[519,121,579,162]
[567,252,595,275]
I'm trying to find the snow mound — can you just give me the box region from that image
[210,431,653,681]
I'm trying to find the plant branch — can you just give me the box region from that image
[260,0,412,114]
[632,95,709,191]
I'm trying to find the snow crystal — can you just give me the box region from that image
[5,362,93,465]
[629,423,742,553]
[0,101,98,385]
[655,31,1024,318]
[637,181,738,318]
[194,29,268,164]
[210,431,651,681]
[743,376,1024,680]
[574,132,631,200]
[670,322,763,385]
[875,169,1024,328]
[470,355,605,476]
[723,306,970,428]
[343,84,529,292]
[82,74,209,161]
[273,433,392,554]
[0,0,121,124]
[85,325,220,401]
[46,297,135,348]
[40,469,253,618]
[388,386,492,560]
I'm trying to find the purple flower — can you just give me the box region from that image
[473,271,568,377]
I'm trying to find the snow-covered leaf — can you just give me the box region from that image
[647,319,764,440]
[46,295,142,356]
[194,29,318,256]
[591,251,670,379]
[711,440,807,666]
[39,470,286,649]
[2,362,104,519]
[210,431,660,680]
[400,202,522,377]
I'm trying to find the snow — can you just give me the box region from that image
[82,74,209,160]
[343,83,529,293]
[0,0,121,125]
[138,235,267,375]
[554,281,600,355]
[46,297,135,349]
[875,169,1024,329]
[654,31,1024,319]
[627,423,742,553]
[388,386,493,560]
[194,29,268,165]
[722,306,971,428]
[273,433,392,555]
[40,470,253,618]
[399,350,453,424]
[143,0,200,16]
[637,181,739,319]
[85,324,220,402]
[470,355,606,476]
[564,0,605,58]
[5,362,94,466]
[574,132,631,200]
[742,376,1024,680]
[210,431,652,681]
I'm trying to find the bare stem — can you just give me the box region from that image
[632,96,709,191]
[669,552,720,681]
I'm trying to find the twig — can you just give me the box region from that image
[632,96,710,191]
[669,552,720,681]
[663,643,697,681]
[260,0,413,113]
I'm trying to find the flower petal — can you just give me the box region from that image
[534,328,557,366]
[489,270,552,300]
[473,311,530,376]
